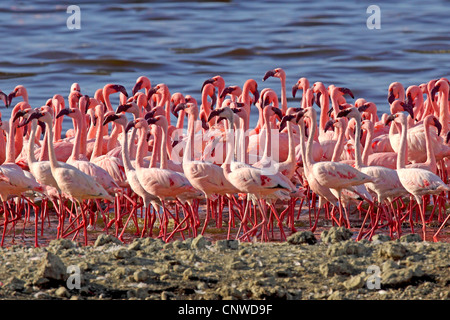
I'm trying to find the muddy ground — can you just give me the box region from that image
[0,226,448,301]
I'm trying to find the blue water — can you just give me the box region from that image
[0,0,449,130]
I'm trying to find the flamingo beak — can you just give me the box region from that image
[173,103,186,117]
[144,110,156,121]
[279,114,295,132]
[146,117,157,125]
[385,114,395,125]
[432,117,442,136]
[201,117,209,131]
[272,107,283,121]
[56,108,71,119]
[201,78,215,93]
[430,84,440,102]
[262,69,276,81]
[103,113,119,126]
[112,84,128,98]
[147,86,158,101]
[220,86,235,99]
[292,85,298,98]
[324,119,335,132]
[7,91,17,108]
[38,120,46,134]
[12,109,27,123]
[295,110,305,123]
[336,108,352,118]
[116,103,132,114]
[125,120,136,133]
[83,95,90,113]
[210,93,217,109]
[338,87,354,99]
[387,89,395,104]
[23,109,44,126]
[315,92,322,108]
[253,88,259,105]
[447,131,450,144]
[400,102,415,120]
[357,103,370,113]
[132,80,143,96]
[207,108,224,123]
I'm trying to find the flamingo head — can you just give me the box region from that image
[7,85,27,108]
[71,82,81,92]
[207,106,233,124]
[220,86,242,99]
[262,67,285,81]
[323,119,335,133]
[103,111,124,127]
[132,76,150,96]
[431,117,442,136]
[337,87,355,99]
[279,114,296,132]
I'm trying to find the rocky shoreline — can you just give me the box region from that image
[0,227,448,301]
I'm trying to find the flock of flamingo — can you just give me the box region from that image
[0,68,449,247]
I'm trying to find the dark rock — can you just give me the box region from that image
[321,227,353,244]
[287,231,317,245]
[400,233,423,243]
[36,252,67,282]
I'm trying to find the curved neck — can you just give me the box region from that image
[319,89,330,132]
[280,76,287,113]
[262,110,272,160]
[331,126,345,162]
[69,114,82,162]
[284,121,295,164]
[305,112,317,169]
[5,117,17,163]
[159,124,168,170]
[298,120,309,174]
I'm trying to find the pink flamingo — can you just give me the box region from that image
[208,106,295,241]
[390,111,450,241]
[262,67,288,113]
[103,111,162,239]
[303,107,373,228]
[174,102,238,236]
[202,75,226,109]
[0,103,43,247]
[130,117,197,240]
[337,107,409,239]
[24,108,113,245]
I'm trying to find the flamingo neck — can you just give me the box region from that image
[284,121,295,164]
[262,111,272,161]
[40,126,49,161]
[128,127,138,160]
[331,126,345,162]
[136,127,148,169]
[69,115,82,162]
[361,124,374,166]
[184,111,196,164]
[90,112,104,160]
[298,121,309,175]
[222,118,234,176]
[28,120,38,165]
[424,118,436,171]
[120,123,134,173]
[5,117,17,164]
[439,89,449,136]
[353,115,364,170]
[150,127,161,168]
[280,76,287,113]
[305,111,317,169]
[45,119,59,169]
[397,118,408,169]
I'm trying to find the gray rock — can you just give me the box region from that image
[344,275,366,290]
[36,252,67,282]
[94,234,122,247]
[400,233,423,243]
[216,239,240,250]
[319,258,357,277]
[49,239,77,250]
[379,242,408,260]
[321,227,353,244]
[113,248,134,259]
[191,235,207,250]
[133,270,150,282]
[55,286,70,298]
[5,277,25,292]
[326,240,370,257]
[371,234,392,243]
[287,231,317,245]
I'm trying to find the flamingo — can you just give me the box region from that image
[129,116,198,240]
[103,111,161,239]
[208,106,295,241]
[337,107,409,239]
[262,67,287,114]
[173,102,239,236]
[24,109,113,245]
[389,111,450,241]
[302,107,373,228]
[202,75,226,109]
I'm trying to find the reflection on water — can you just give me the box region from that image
[0,0,449,130]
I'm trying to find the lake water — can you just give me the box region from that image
[0,0,449,130]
